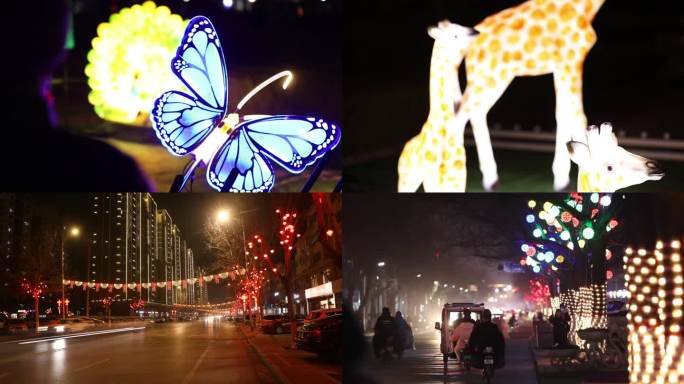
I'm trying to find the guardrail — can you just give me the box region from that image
[471,126,684,162]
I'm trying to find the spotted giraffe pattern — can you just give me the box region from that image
[451,0,606,191]
[397,22,473,192]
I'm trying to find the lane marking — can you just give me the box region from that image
[17,327,146,345]
[72,358,111,373]
[182,344,210,384]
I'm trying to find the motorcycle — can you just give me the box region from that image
[373,334,396,360]
[482,346,495,383]
[457,343,473,371]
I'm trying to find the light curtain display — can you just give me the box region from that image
[625,241,684,384]
[86,1,187,125]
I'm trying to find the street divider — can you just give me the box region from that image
[17,326,145,345]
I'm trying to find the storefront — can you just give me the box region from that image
[304,279,342,313]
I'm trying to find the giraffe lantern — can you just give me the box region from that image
[397,21,478,192]
[567,123,664,192]
[451,0,608,191]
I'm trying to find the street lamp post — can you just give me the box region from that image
[61,226,80,320]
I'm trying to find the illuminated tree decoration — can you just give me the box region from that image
[567,123,664,192]
[85,1,187,125]
[151,16,341,192]
[520,193,619,338]
[625,241,684,384]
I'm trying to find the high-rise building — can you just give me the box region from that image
[185,248,195,305]
[90,193,196,310]
[156,209,174,305]
[0,194,32,311]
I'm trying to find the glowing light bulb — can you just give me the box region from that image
[582,227,595,240]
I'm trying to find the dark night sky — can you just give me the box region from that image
[30,193,311,268]
[343,193,684,286]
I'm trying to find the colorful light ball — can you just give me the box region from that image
[605,249,612,260]
[560,230,571,241]
[606,270,614,280]
[582,227,595,240]
[528,200,537,208]
[526,214,535,223]
[560,211,572,223]
[533,266,541,273]
[556,255,565,263]
[533,228,542,238]
[609,219,618,229]
[600,195,612,207]
[590,193,599,204]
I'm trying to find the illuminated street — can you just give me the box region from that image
[358,329,539,384]
[0,320,276,384]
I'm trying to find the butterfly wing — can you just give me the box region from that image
[151,91,223,156]
[151,16,228,156]
[172,16,228,112]
[241,116,341,173]
[206,129,275,192]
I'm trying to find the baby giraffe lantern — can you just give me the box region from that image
[397,21,478,192]
[567,123,664,192]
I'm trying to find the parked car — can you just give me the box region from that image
[296,313,342,360]
[2,318,29,334]
[260,315,291,334]
[304,308,342,324]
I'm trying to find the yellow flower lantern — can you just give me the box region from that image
[85,1,187,125]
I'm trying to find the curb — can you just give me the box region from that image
[238,325,291,384]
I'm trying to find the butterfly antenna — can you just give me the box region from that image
[236,70,293,111]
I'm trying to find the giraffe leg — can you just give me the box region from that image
[464,78,513,191]
[552,67,588,191]
[397,133,426,192]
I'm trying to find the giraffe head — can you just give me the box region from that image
[427,20,479,58]
[567,123,665,192]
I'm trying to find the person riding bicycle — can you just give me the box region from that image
[451,309,475,359]
[373,307,397,357]
[468,309,506,370]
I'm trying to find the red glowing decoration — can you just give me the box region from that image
[561,211,573,223]
[606,270,614,280]
[524,277,551,307]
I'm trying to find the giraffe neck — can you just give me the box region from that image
[578,169,613,193]
[428,43,460,118]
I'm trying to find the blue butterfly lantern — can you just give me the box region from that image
[152,16,341,192]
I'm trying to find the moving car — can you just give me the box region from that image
[435,302,487,364]
[296,312,342,360]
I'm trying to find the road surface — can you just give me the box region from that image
[359,329,539,384]
[0,319,278,383]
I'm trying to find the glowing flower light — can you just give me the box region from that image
[85,2,187,125]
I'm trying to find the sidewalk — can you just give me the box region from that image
[238,324,341,384]
[531,341,627,383]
